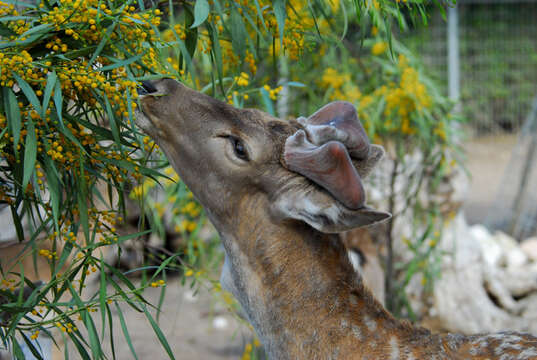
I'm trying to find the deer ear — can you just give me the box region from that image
[271,185,390,233]
[276,101,390,232]
[353,144,384,179]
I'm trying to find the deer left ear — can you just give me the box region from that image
[271,185,390,233]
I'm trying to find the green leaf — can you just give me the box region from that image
[12,73,42,115]
[253,0,268,32]
[105,303,117,359]
[115,302,139,360]
[230,7,247,59]
[259,88,275,116]
[183,4,198,61]
[55,242,73,276]
[286,81,306,87]
[22,119,37,190]
[103,96,121,145]
[99,257,107,339]
[77,152,89,242]
[10,204,24,242]
[273,0,286,45]
[143,305,176,360]
[0,16,33,23]
[11,338,24,360]
[1,0,36,8]
[19,23,52,38]
[115,229,152,244]
[53,80,63,126]
[156,272,166,323]
[68,284,102,358]
[67,329,91,360]
[191,0,210,28]
[99,52,145,72]
[43,156,61,231]
[3,87,21,153]
[42,71,57,118]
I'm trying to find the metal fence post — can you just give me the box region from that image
[447,3,461,113]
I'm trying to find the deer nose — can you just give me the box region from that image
[138,80,158,95]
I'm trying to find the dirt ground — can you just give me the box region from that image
[461,133,519,224]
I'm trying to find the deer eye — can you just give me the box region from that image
[229,136,248,161]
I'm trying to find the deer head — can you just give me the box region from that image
[135,79,389,235]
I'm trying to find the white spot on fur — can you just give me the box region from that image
[389,336,399,360]
[364,316,377,331]
[351,325,362,340]
[348,251,362,273]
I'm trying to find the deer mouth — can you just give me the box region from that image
[133,107,154,134]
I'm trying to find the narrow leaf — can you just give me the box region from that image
[115,302,139,360]
[273,0,286,45]
[4,87,22,152]
[230,7,247,59]
[22,119,37,189]
[143,305,176,360]
[42,71,57,118]
[191,0,210,28]
[12,73,42,115]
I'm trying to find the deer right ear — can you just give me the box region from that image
[271,185,390,233]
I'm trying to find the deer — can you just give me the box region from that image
[135,78,537,360]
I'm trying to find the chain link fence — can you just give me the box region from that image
[405,1,537,135]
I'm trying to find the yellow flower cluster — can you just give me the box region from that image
[235,72,250,87]
[0,50,35,88]
[150,280,166,288]
[56,321,78,333]
[244,50,257,75]
[0,3,29,39]
[263,84,283,100]
[371,41,388,56]
[38,249,58,260]
[175,219,198,233]
[1,278,16,292]
[383,56,431,134]
[241,338,262,360]
[319,68,362,103]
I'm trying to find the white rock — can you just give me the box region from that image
[506,247,528,269]
[470,225,502,267]
[212,316,229,330]
[492,231,518,252]
[521,237,537,261]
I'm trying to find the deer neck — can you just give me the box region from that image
[211,196,414,359]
